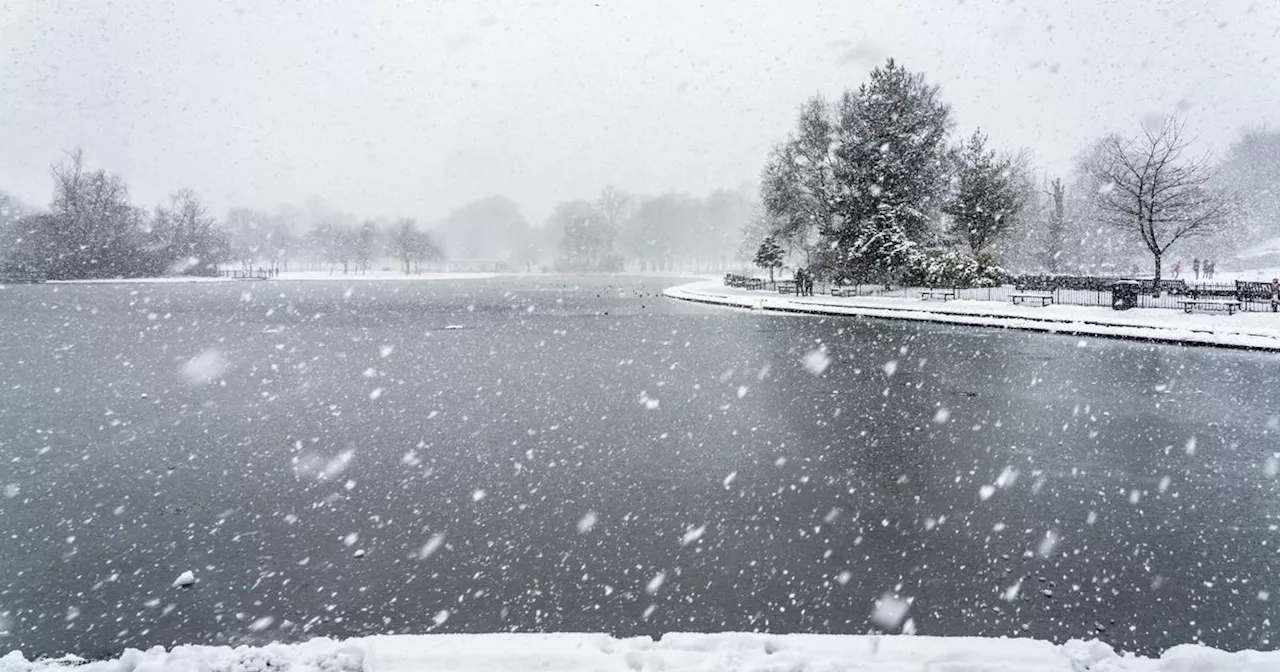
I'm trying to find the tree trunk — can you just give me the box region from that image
[1152,252,1162,297]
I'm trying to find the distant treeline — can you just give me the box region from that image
[0,152,754,280]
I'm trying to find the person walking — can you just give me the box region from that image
[805,270,814,296]
[1171,260,1182,279]
[794,268,805,296]
[1206,260,1215,280]
[1193,258,1201,280]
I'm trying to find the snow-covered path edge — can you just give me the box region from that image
[3,632,1278,671]
[665,280,1280,352]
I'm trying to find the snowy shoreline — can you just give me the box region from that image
[664,280,1280,352]
[3,632,1278,671]
[40,271,503,285]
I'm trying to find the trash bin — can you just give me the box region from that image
[1111,281,1139,310]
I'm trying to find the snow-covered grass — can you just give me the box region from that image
[665,280,1280,351]
[3,632,1277,671]
[1211,267,1280,283]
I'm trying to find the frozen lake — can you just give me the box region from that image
[1,276,1277,658]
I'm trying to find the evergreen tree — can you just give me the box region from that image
[753,235,784,282]
[827,59,953,278]
[943,130,1023,254]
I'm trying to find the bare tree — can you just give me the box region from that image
[597,185,632,229]
[37,149,148,279]
[355,220,378,273]
[1083,116,1233,295]
[390,218,418,274]
[149,189,227,275]
[1041,178,1067,273]
[389,218,442,274]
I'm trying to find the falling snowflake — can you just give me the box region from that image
[418,532,447,559]
[249,616,275,632]
[802,348,831,375]
[680,524,707,546]
[181,350,227,385]
[869,592,911,630]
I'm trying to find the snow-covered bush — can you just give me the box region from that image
[903,248,1008,287]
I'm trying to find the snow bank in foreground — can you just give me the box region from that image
[3,633,1278,672]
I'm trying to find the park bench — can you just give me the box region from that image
[776,280,797,294]
[919,289,956,301]
[830,285,855,297]
[723,274,767,291]
[1011,291,1054,307]
[1178,298,1240,315]
[1235,281,1279,312]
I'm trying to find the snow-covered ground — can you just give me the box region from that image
[1210,267,1280,283]
[665,279,1280,350]
[3,632,1277,671]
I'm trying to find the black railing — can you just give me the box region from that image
[722,273,1280,313]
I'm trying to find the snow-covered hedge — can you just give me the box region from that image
[903,248,1008,288]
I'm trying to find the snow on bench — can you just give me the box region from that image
[1179,298,1240,315]
[1011,292,1054,307]
[919,289,956,301]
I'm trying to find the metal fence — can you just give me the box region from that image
[743,279,1278,313]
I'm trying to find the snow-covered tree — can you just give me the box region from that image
[827,59,953,278]
[390,218,442,274]
[147,189,228,275]
[1041,178,1068,273]
[943,130,1024,254]
[1218,127,1280,247]
[13,150,151,279]
[760,96,837,267]
[753,234,784,282]
[551,200,618,271]
[354,220,378,273]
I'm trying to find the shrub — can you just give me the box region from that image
[904,248,1008,288]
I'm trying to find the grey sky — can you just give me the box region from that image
[2,0,1277,224]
